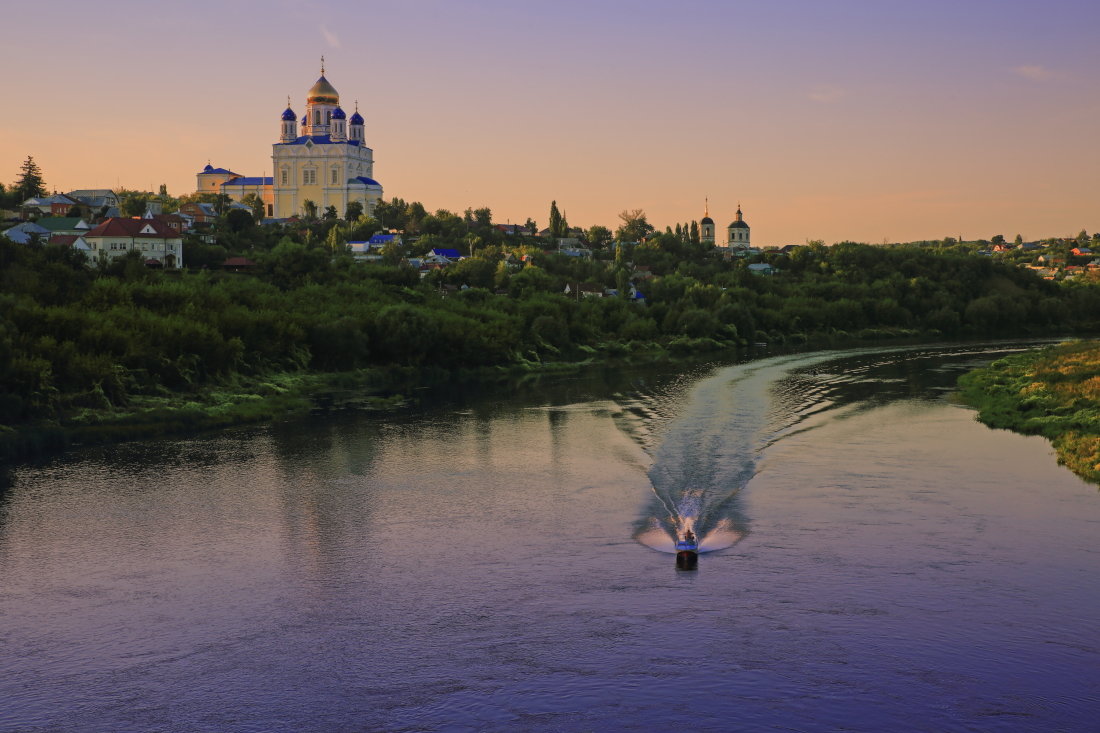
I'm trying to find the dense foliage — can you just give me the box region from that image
[4,207,1100,459]
[959,341,1100,485]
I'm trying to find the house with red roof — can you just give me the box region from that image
[84,217,184,267]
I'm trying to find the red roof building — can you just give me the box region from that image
[84,217,184,268]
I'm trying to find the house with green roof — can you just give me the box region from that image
[33,217,92,236]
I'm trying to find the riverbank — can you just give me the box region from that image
[958,339,1100,485]
[0,337,743,470]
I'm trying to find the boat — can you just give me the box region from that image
[675,530,699,570]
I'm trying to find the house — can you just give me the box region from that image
[347,241,384,261]
[178,202,219,225]
[34,217,91,237]
[563,282,605,298]
[67,190,120,210]
[747,263,775,276]
[84,217,184,268]
[222,257,257,272]
[20,194,83,219]
[1071,247,1093,257]
[369,233,402,247]
[429,247,462,261]
[632,265,654,280]
[144,212,186,233]
[2,221,51,243]
[48,234,92,254]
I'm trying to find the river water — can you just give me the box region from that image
[2,343,1098,732]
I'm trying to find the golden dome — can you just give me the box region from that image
[307,75,339,105]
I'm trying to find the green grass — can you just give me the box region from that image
[958,340,1100,485]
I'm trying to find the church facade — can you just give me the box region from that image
[700,200,750,249]
[196,63,383,219]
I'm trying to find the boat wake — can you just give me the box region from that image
[616,352,879,554]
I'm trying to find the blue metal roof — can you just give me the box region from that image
[278,135,361,147]
[332,107,346,120]
[368,233,397,244]
[352,176,381,187]
[282,107,296,121]
[200,166,237,175]
[431,248,462,259]
[350,111,364,124]
[223,177,272,186]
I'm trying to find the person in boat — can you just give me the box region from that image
[683,529,696,544]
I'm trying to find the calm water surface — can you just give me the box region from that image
[2,343,1098,732]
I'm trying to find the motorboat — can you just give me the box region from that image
[675,530,698,570]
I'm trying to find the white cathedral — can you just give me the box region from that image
[196,61,383,219]
[700,200,750,248]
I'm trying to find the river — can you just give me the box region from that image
[2,343,1098,732]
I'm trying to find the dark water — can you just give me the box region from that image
[2,343,1098,732]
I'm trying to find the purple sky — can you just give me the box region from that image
[1,0,1097,244]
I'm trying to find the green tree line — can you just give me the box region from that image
[3,201,1100,455]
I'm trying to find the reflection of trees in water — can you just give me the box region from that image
[269,416,385,585]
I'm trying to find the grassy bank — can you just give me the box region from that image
[0,336,731,466]
[958,340,1100,485]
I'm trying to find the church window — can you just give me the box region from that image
[281,170,288,186]
[332,167,339,184]
[304,169,316,185]
[314,110,321,125]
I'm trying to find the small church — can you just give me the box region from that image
[700,200,750,249]
[196,60,383,219]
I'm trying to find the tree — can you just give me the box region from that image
[548,201,563,239]
[159,184,168,197]
[525,218,537,235]
[616,209,653,243]
[323,205,339,221]
[241,193,265,222]
[302,200,318,219]
[213,193,232,215]
[121,194,147,218]
[345,200,364,222]
[1014,234,1024,246]
[586,225,612,248]
[472,207,492,231]
[991,234,1005,245]
[13,156,47,201]
[225,208,254,233]
[690,221,700,245]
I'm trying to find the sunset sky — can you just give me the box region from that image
[2,0,1097,245]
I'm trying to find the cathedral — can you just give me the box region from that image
[196,61,383,219]
[700,200,751,248]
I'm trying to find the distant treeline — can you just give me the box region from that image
[3,230,1100,457]
[959,341,1100,485]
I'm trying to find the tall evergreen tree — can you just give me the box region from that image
[13,156,46,201]
[690,220,700,244]
[548,200,563,239]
